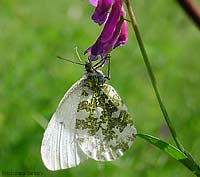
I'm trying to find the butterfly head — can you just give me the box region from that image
[85,62,93,73]
[83,62,107,89]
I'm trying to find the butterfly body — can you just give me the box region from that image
[41,63,136,170]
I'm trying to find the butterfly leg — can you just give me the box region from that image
[93,55,111,80]
[105,56,111,80]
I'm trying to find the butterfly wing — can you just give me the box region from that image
[76,83,137,161]
[41,78,88,171]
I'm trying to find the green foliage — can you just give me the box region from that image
[0,0,199,177]
[137,134,200,176]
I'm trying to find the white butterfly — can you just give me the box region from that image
[41,62,137,171]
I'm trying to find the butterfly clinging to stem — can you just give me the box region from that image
[41,57,137,171]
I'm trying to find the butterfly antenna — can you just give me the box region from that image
[74,47,83,62]
[57,56,84,66]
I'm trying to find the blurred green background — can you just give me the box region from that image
[0,0,199,177]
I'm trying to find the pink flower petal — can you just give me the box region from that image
[89,0,98,7]
[91,0,113,25]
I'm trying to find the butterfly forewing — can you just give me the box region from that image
[75,74,136,161]
[41,79,88,171]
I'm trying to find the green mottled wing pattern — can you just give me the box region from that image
[41,68,136,171]
[75,75,136,161]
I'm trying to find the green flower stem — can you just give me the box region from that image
[124,0,184,152]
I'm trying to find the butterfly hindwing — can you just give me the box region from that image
[75,75,136,161]
[41,78,88,171]
[41,67,136,170]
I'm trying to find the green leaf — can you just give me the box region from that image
[136,133,200,177]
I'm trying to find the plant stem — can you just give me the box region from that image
[176,0,200,28]
[124,0,184,152]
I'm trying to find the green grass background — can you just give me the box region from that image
[0,0,199,177]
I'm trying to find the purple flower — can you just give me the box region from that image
[85,0,128,64]
[90,0,113,25]
[114,18,128,48]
